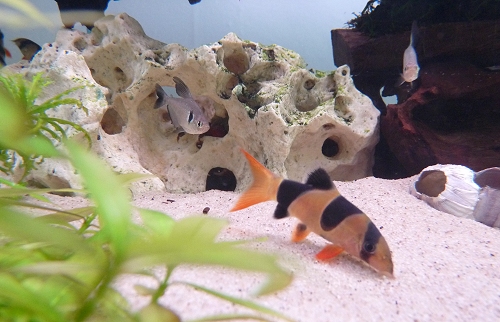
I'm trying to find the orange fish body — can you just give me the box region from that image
[231,149,394,277]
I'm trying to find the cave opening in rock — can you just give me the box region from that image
[206,167,237,191]
[101,108,125,135]
[322,137,340,158]
[204,115,229,138]
[412,97,500,133]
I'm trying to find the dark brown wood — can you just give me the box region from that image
[331,20,500,73]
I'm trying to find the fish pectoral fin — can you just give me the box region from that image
[166,104,182,128]
[273,203,289,219]
[315,244,344,262]
[396,75,405,87]
[291,223,310,242]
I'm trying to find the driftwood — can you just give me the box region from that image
[331,20,500,178]
[331,20,500,74]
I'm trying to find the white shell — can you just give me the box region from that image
[473,167,500,228]
[409,164,480,219]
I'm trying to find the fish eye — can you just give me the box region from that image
[363,242,376,254]
[188,111,194,123]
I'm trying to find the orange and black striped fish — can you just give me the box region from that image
[231,149,394,277]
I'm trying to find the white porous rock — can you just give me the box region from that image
[10,13,380,193]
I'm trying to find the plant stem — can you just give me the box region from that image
[151,265,176,304]
[78,212,97,234]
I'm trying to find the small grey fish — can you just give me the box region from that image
[154,77,210,134]
[12,38,41,61]
[0,30,11,66]
[399,21,420,85]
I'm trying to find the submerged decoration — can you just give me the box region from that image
[410,164,500,228]
[3,13,379,193]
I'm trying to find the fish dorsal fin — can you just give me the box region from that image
[154,84,167,109]
[306,168,334,190]
[173,77,193,99]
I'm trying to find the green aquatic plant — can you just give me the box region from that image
[0,72,91,181]
[0,78,292,321]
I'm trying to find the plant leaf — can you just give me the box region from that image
[138,303,180,322]
[137,208,175,236]
[12,261,99,277]
[123,216,292,296]
[188,314,277,322]
[0,209,91,253]
[37,206,95,223]
[0,273,66,322]
[116,172,156,186]
[64,140,130,259]
[0,187,80,198]
[178,281,293,322]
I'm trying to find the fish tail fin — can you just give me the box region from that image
[410,20,418,47]
[154,84,167,109]
[230,149,282,212]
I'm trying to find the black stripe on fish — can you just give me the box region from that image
[360,221,382,262]
[305,168,333,190]
[320,195,363,231]
[275,180,313,219]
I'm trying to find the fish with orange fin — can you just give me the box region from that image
[230,149,394,277]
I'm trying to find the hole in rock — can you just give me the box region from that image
[242,42,257,50]
[114,67,126,82]
[218,75,239,100]
[415,170,446,197]
[73,38,87,51]
[206,167,237,191]
[91,27,104,46]
[304,79,315,91]
[322,123,335,130]
[322,138,339,158]
[223,48,249,75]
[236,82,263,110]
[101,108,125,135]
[412,98,500,133]
[263,49,276,61]
[243,62,286,82]
[334,96,352,116]
[204,115,229,138]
